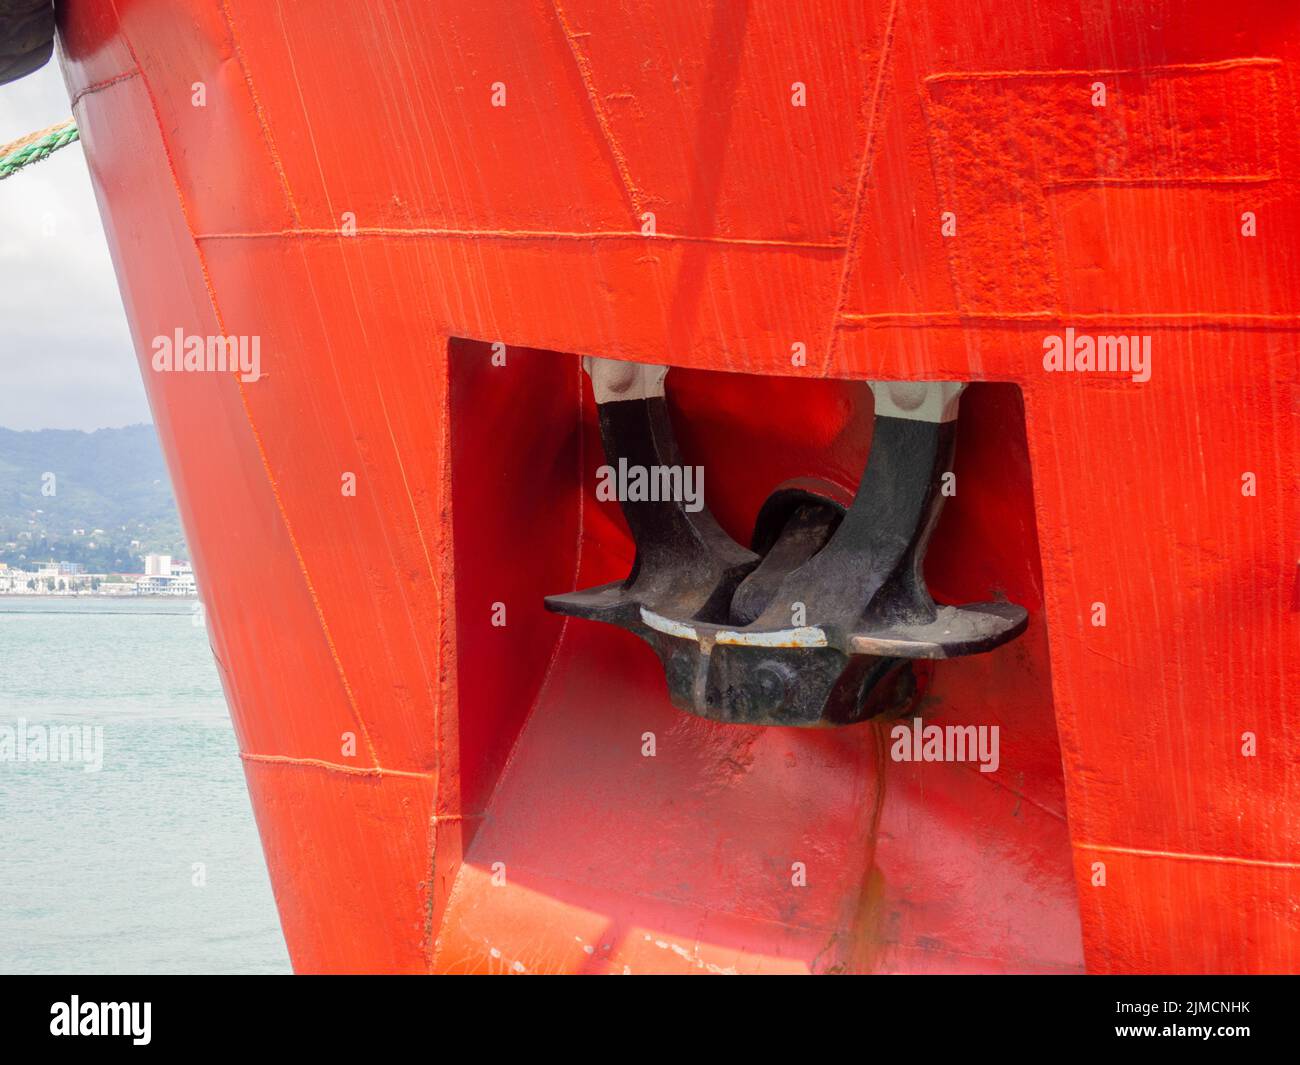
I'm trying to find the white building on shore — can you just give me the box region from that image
[136,557,196,596]
[0,556,196,596]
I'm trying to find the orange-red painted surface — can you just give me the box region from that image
[57,0,1297,973]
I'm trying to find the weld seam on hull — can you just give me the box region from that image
[217,0,302,224]
[193,227,846,250]
[821,0,901,376]
[840,310,1300,330]
[240,752,434,781]
[69,68,141,111]
[1076,842,1300,871]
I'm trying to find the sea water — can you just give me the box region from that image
[0,598,290,974]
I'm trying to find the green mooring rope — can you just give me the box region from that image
[0,120,80,180]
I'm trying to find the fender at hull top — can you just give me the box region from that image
[55,0,1300,974]
[0,0,55,86]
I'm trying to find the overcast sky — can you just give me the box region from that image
[0,56,148,432]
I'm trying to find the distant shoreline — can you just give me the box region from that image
[0,592,198,600]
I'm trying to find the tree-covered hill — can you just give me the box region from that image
[0,424,186,571]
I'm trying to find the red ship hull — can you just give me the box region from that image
[57,0,1298,973]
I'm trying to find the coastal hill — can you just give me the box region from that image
[0,424,185,572]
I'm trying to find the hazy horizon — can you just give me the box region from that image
[0,421,152,434]
[0,54,150,433]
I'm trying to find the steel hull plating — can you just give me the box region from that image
[58,0,1298,973]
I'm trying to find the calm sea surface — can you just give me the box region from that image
[0,597,291,974]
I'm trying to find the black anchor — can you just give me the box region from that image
[545,359,1027,727]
